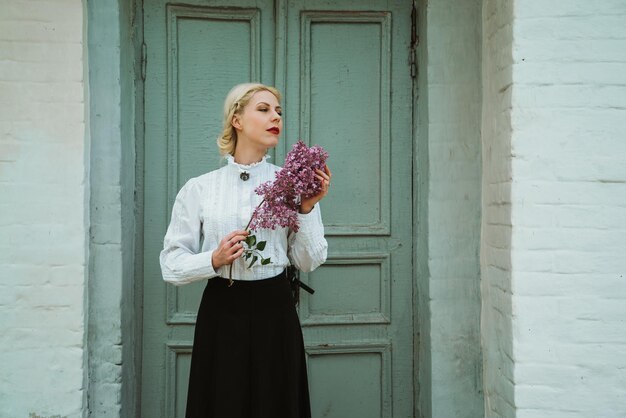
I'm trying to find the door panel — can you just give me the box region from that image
[307,346,391,418]
[141,1,413,417]
[166,6,266,327]
[142,1,275,416]
[284,2,414,417]
[303,14,391,235]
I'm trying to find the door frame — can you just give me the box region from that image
[86,0,144,416]
[86,0,422,417]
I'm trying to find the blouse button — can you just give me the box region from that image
[240,172,250,181]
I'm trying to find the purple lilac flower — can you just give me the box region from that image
[248,140,329,232]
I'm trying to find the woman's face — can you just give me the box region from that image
[233,90,283,154]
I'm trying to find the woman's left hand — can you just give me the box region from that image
[300,165,332,214]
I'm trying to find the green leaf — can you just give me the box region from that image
[245,235,256,247]
[248,255,258,269]
[256,241,266,251]
[244,252,252,260]
[261,257,271,265]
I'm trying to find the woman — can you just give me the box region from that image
[160,83,331,418]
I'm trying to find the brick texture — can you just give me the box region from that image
[481,0,515,417]
[509,1,626,417]
[0,1,86,417]
[482,1,626,417]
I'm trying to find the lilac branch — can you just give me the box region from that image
[227,140,329,285]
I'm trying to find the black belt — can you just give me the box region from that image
[285,266,315,306]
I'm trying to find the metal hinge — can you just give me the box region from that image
[409,3,418,79]
[141,42,147,81]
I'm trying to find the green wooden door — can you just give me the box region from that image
[141,1,414,417]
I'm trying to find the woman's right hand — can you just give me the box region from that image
[211,229,249,270]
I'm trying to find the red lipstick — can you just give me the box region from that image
[267,127,280,135]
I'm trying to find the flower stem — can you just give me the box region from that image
[228,198,266,286]
[244,198,265,230]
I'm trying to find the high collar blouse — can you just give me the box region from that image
[159,154,328,285]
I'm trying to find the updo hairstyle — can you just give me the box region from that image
[217,83,282,156]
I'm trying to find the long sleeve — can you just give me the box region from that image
[160,179,218,286]
[288,204,328,272]
[160,159,327,283]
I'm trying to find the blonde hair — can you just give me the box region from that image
[217,83,282,156]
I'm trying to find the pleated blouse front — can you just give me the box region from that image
[160,155,328,286]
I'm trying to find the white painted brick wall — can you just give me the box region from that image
[508,0,626,417]
[481,0,515,417]
[0,1,86,417]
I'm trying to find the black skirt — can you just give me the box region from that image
[185,271,311,418]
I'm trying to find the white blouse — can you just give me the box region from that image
[160,155,328,285]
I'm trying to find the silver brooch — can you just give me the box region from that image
[240,172,250,181]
